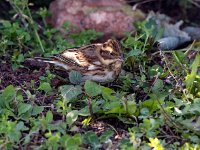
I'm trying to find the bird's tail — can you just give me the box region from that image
[33,57,58,64]
[27,56,70,70]
[26,56,61,65]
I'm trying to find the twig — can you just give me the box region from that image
[155,94,180,129]
[189,0,200,8]
[9,0,45,53]
[142,73,159,101]
[88,97,94,117]
[160,51,184,91]
[105,123,119,135]
[26,5,45,53]
[157,135,181,139]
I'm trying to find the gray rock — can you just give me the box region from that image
[47,0,145,38]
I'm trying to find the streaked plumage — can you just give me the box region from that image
[32,39,123,83]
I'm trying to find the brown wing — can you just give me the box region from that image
[60,44,104,65]
[60,50,91,67]
[61,44,101,57]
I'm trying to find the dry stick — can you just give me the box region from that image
[141,73,180,130]
[158,135,181,139]
[165,124,177,138]
[26,5,45,53]
[152,40,196,56]
[105,123,119,135]
[157,51,200,135]
[166,138,175,145]
[189,0,200,8]
[159,127,169,136]
[158,131,181,144]
[141,59,181,129]
[152,49,187,56]
[155,90,180,129]
[142,73,159,101]
[88,97,94,118]
[160,51,187,97]
[149,66,181,129]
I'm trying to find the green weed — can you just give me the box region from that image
[0,0,199,149]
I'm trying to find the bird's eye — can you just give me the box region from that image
[103,44,106,48]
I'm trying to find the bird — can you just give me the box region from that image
[31,39,124,83]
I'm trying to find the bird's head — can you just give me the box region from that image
[101,39,124,61]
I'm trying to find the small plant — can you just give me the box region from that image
[0,0,200,149]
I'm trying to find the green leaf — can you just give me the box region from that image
[185,54,200,92]
[0,85,16,109]
[7,121,22,142]
[44,132,60,149]
[84,80,101,97]
[188,103,200,114]
[78,106,90,116]
[46,111,53,123]
[17,54,24,63]
[24,134,31,144]
[104,101,125,114]
[189,135,199,143]
[38,82,52,92]
[128,49,142,57]
[18,103,32,116]
[59,85,82,101]
[173,51,185,65]
[99,130,114,143]
[119,139,133,149]
[148,65,163,77]
[140,99,158,114]
[140,107,150,116]
[2,20,11,27]
[126,101,137,115]
[84,131,101,149]
[66,110,79,126]
[31,105,44,116]
[60,134,82,149]
[69,70,82,84]
[152,79,164,93]
[101,87,117,101]
[16,121,25,131]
